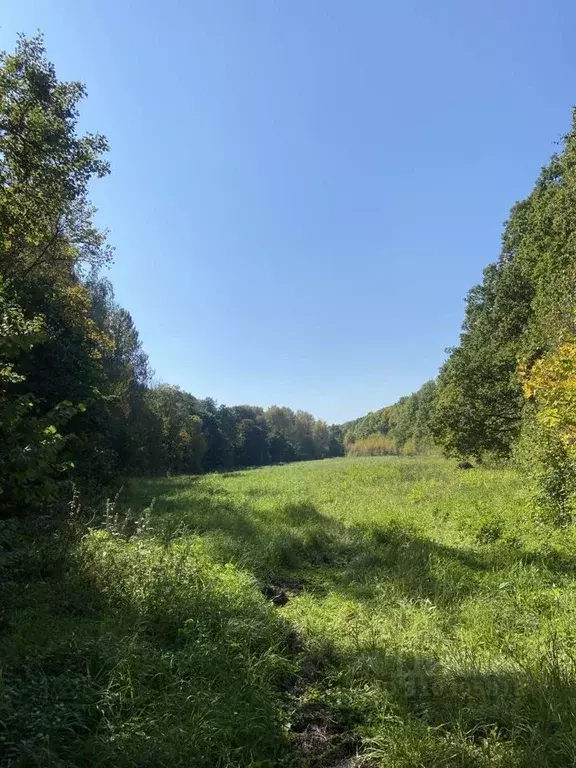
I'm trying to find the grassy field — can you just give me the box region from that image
[3,456,576,766]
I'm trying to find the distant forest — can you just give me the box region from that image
[341,380,436,456]
[3,35,576,522]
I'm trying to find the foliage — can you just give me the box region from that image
[0,34,116,508]
[432,339,524,459]
[520,340,576,446]
[431,256,531,459]
[236,417,270,467]
[518,343,576,524]
[0,279,79,511]
[345,433,399,456]
[0,34,111,281]
[145,385,206,475]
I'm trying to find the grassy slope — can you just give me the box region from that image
[2,457,576,766]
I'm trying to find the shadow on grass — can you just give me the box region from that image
[130,477,576,610]
[320,644,576,767]
[0,514,299,767]
[4,477,576,768]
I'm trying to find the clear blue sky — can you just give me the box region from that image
[2,2,574,422]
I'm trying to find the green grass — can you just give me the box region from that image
[3,456,576,766]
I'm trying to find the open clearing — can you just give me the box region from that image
[3,456,576,766]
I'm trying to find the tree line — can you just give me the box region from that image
[4,34,576,523]
[341,380,437,456]
[0,36,343,514]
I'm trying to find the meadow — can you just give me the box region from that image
[2,456,576,767]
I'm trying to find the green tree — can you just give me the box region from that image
[86,276,155,474]
[432,244,533,459]
[0,35,114,503]
[327,424,345,457]
[0,34,110,282]
[267,431,295,463]
[312,419,330,459]
[146,385,206,475]
[293,410,316,460]
[0,279,78,511]
[195,398,234,471]
[236,419,270,467]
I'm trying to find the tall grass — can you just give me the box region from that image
[3,456,576,766]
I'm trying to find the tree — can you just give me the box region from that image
[145,385,206,474]
[197,398,235,471]
[312,419,330,459]
[86,276,154,474]
[328,425,345,457]
[267,431,295,463]
[0,35,114,503]
[432,340,523,458]
[292,410,316,460]
[235,419,269,467]
[0,278,78,511]
[432,241,534,459]
[0,34,111,282]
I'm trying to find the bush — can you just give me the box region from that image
[346,433,399,456]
